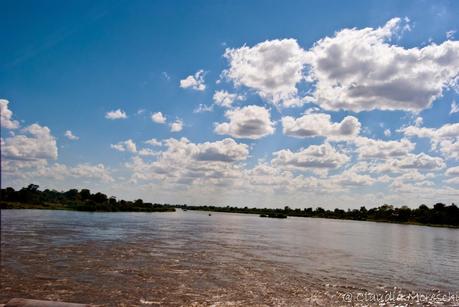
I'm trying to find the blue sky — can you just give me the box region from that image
[1,0,459,208]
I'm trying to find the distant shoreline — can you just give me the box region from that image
[2,202,458,229]
[0,185,175,213]
[0,201,176,213]
[1,185,458,228]
[177,205,459,229]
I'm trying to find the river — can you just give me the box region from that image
[1,209,458,306]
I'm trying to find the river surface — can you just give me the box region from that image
[1,209,458,306]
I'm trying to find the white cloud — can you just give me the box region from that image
[223,39,308,107]
[105,109,127,120]
[193,138,249,162]
[212,90,245,108]
[445,166,459,184]
[369,153,446,173]
[282,113,361,140]
[384,129,391,137]
[393,170,434,183]
[329,168,378,187]
[4,161,114,183]
[170,119,183,132]
[221,19,459,112]
[151,112,167,124]
[304,18,459,112]
[64,130,79,140]
[180,70,206,91]
[0,99,20,129]
[69,163,113,182]
[446,177,459,185]
[415,117,424,127]
[446,166,459,176]
[272,143,349,170]
[439,139,459,160]
[193,104,214,113]
[2,123,58,161]
[1,123,62,185]
[214,105,275,139]
[111,139,137,153]
[400,122,459,159]
[138,148,159,157]
[397,153,446,170]
[126,137,248,185]
[450,100,459,114]
[354,137,415,159]
[144,138,162,146]
[112,139,164,157]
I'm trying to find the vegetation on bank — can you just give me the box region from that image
[0,185,175,212]
[177,203,459,227]
[1,185,458,227]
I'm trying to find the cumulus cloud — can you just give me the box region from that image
[396,153,446,170]
[304,17,459,112]
[138,148,159,157]
[64,130,79,140]
[214,105,275,139]
[354,137,415,159]
[272,143,349,170]
[282,113,361,140]
[170,119,183,132]
[0,110,69,184]
[223,39,308,107]
[0,99,20,129]
[446,166,459,176]
[69,163,113,182]
[245,163,295,188]
[369,153,446,173]
[111,139,137,153]
[328,168,378,187]
[4,161,114,183]
[439,139,459,160]
[446,177,459,185]
[2,123,58,161]
[400,122,459,159]
[180,70,206,91]
[105,109,127,120]
[112,139,164,157]
[221,19,459,112]
[193,138,249,162]
[126,137,248,186]
[212,90,245,108]
[144,138,162,146]
[151,112,167,124]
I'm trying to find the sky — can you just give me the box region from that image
[1,0,459,209]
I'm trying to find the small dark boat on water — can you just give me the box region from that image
[260,213,287,219]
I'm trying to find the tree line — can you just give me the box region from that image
[1,185,458,227]
[178,203,459,227]
[0,184,175,212]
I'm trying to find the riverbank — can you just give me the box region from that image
[178,204,459,228]
[0,201,175,213]
[1,186,457,227]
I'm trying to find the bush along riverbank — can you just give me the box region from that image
[0,185,175,212]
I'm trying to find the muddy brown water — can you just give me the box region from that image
[1,209,458,306]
